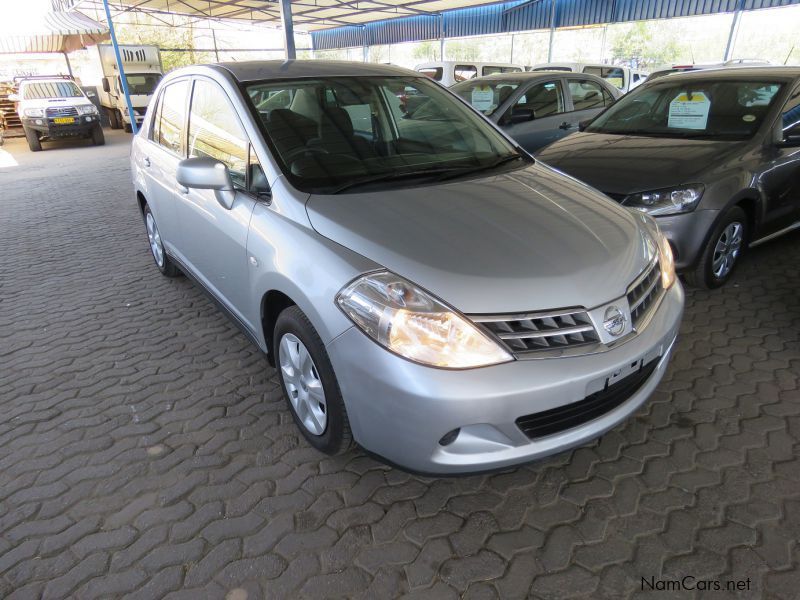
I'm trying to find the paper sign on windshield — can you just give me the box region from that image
[471,86,494,112]
[668,92,710,130]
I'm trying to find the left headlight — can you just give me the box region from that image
[625,185,704,216]
[76,104,98,115]
[337,271,513,369]
[657,232,676,289]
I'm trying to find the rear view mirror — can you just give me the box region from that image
[176,157,235,209]
[102,79,110,93]
[507,107,534,125]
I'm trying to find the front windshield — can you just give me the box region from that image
[586,79,784,140]
[451,80,521,115]
[22,81,82,99]
[245,76,526,194]
[124,73,162,95]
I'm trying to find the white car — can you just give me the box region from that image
[416,61,525,87]
[529,62,648,93]
[11,76,104,152]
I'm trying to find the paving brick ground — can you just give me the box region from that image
[1,130,799,599]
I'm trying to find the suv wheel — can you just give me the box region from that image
[24,127,41,152]
[91,124,105,146]
[685,206,747,289]
[274,306,353,455]
[143,204,179,277]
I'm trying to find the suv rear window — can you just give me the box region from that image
[22,81,82,99]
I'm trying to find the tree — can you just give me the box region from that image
[610,22,683,68]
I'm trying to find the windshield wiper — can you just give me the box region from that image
[331,167,467,194]
[434,154,526,182]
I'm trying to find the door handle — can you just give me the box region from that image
[559,122,573,130]
[143,157,150,167]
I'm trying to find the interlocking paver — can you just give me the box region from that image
[1,131,799,598]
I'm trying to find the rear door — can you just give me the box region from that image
[140,78,190,255]
[565,77,617,130]
[499,79,569,152]
[175,77,259,329]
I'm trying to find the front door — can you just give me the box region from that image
[500,80,569,152]
[175,77,257,330]
[565,78,616,130]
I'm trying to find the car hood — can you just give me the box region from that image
[21,97,94,110]
[536,132,747,196]
[306,162,657,314]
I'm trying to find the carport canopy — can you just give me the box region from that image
[0,10,108,55]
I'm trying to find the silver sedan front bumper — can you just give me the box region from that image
[327,282,684,474]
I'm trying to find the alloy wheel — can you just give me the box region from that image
[279,333,328,435]
[146,212,165,268]
[711,221,743,279]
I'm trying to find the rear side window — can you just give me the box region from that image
[454,65,478,82]
[155,80,189,155]
[418,67,443,81]
[512,80,565,118]
[482,66,522,76]
[188,79,249,189]
[583,66,626,90]
[568,79,615,111]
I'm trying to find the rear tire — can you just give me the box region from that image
[108,108,121,129]
[24,127,41,152]
[684,206,747,289]
[91,124,105,146]
[143,204,179,277]
[274,306,353,455]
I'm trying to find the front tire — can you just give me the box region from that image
[685,206,747,289]
[91,124,105,146]
[24,127,41,152]
[108,108,121,129]
[143,204,179,277]
[274,306,353,455]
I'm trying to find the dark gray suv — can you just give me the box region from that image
[537,67,800,288]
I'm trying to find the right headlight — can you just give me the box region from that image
[624,185,704,216]
[657,232,676,289]
[23,108,44,118]
[336,271,512,369]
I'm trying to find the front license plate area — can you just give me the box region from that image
[585,343,663,396]
[53,117,75,124]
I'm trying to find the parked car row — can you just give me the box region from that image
[131,60,684,474]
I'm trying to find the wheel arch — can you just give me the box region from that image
[261,290,297,366]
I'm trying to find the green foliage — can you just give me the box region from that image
[609,22,683,68]
[116,21,211,72]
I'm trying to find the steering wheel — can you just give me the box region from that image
[285,146,329,162]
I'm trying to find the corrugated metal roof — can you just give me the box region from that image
[312,0,800,50]
[0,10,109,54]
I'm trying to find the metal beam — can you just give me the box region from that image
[723,3,744,62]
[279,0,296,59]
[547,0,556,62]
[101,0,138,134]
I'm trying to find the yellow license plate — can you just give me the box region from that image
[53,117,75,124]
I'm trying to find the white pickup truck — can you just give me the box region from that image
[96,44,163,131]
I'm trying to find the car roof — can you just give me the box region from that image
[451,71,610,83]
[212,60,417,82]
[649,65,800,81]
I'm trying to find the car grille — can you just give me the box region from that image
[627,258,663,329]
[473,309,600,355]
[515,358,659,439]
[46,106,78,117]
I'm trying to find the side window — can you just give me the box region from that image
[149,92,162,142]
[156,80,189,155]
[188,79,249,189]
[508,81,565,120]
[782,88,800,133]
[418,67,443,81]
[568,79,613,111]
[454,65,478,82]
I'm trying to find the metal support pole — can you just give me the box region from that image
[547,0,556,62]
[101,0,138,134]
[279,0,296,60]
[723,7,743,62]
[63,52,73,77]
[211,29,220,62]
[510,34,515,64]
[439,13,445,61]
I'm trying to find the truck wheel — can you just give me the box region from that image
[91,124,105,146]
[24,127,42,152]
[108,108,121,129]
[124,122,132,133]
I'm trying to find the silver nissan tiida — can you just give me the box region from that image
[131,61,684,474]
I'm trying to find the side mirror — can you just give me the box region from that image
[507,107,534,125]
[578,119,592,132]
[176,157,235,209]
[779,128,800,147]
[7,93,19,102]
[102,78,110,93]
